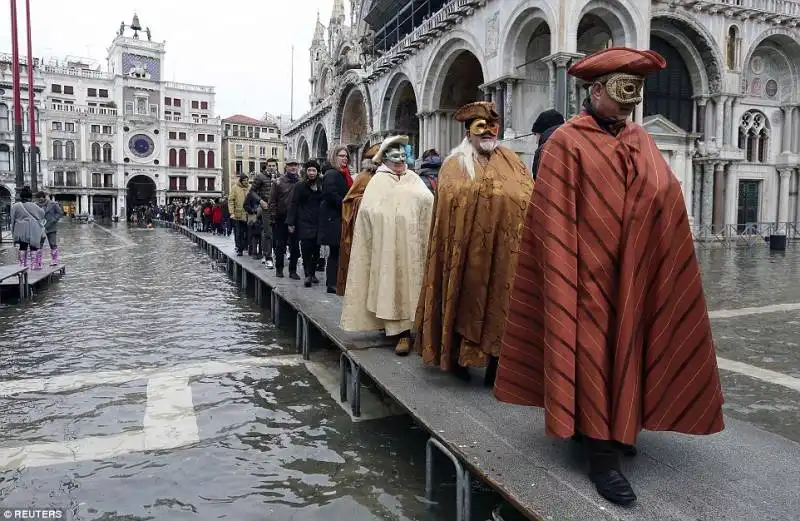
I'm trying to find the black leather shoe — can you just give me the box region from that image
[289,272,301,280]
[304,276,312,288]
[311,275,319,284]
[276,269,284,278]
[589,469,637,506]
[327,286,336,294]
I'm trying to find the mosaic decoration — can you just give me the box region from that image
[122,53,160,81]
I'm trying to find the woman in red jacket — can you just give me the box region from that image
[211,199,223,236]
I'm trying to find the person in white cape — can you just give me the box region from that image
[339,135,435,355]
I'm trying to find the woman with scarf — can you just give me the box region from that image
[287,160,323,287]
[319,145,352,294]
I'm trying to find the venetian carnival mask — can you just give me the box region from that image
[384,145,407,165]
[602,73,645,105]
[469,118,500,138]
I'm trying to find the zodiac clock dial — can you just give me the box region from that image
[128,134,155,158]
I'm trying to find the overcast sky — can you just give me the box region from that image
[0,0,342,120]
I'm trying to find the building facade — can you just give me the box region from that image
[0,15,223,218]
[221,115,285,193]
[0,55,44,214]
[286,0,800,238]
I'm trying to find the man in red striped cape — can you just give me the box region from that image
[494,47,725,506]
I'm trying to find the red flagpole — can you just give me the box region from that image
[25,0,37,192]
[9,0,25,192]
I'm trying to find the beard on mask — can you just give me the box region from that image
[477,139,498,154]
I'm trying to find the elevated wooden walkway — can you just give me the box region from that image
[0,263,65,301]
[158,221,800,521]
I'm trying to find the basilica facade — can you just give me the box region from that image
[285,0,800,237]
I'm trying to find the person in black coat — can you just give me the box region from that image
[319,145,353,293]
[287,160,323,288]
[531,109,565,179]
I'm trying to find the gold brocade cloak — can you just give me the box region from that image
[337,170,375,296]
[414,145,534,369]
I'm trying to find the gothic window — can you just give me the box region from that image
[0,144,9,171]
[179,148,187,167]
[0,104,8,131]
[91,143,101,162]
[103,143,113,163]
[169,148,177,167]
[207,150,215,168]
[726,26,739,70]
[52,140,63,160]
[65,141,76,160]
[738,110,770,163]
[197,150,206,169]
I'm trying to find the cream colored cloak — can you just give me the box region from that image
[339,165,434,336]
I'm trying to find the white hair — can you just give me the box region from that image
[446,138,480,180]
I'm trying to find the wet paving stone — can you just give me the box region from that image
[711,311,800,379]
[0,381,147,445]
[719,372,800,444]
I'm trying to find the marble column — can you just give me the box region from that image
[781,106,792,153]
[692,161,703,221]
[793,106,800,153]
[81,194,89,214]
[503,80,515,137]
[715,96,726,148]
[417,113,427,152]
[778,168,791,230]
[725,163,737,234]
[554,56,570,119]
[722,98,732,146]
[696,98,707,139]
[434,111,442,154]
[702,164,714,230]
[546,61,556,109]
[712,162,726,232]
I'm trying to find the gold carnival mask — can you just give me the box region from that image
[384,146,407,165]
[602,73,645,105]
[469,118,500,137]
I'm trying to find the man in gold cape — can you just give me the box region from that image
[336,143,380,296]
[414,101,534,381]
[340,135,435,355]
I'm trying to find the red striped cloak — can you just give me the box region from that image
[494,113,725,446]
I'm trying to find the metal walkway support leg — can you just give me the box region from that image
[295,313,303,354]
[426,437,470,521]
[301,315,310,360]
[338,352,361,417]
[271,290,280,326]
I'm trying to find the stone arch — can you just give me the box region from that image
[333,71,373,143]
[340,87,370,146]
[297,136,310,162]
[421,31,488,111]
[571,0,640,51]
[126,174,157,210]
[742,29,800,101]
[500,1,556,75]
[312,123,329,161]
[380,72,420,153]
[650,10,725,95]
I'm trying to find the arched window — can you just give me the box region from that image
[65,141,76,160]
[178,148,187,167]
[197,150,206,169]
[0,144,10,171]
[103,143,113,163]
[726,26,739,70]
[34,107,39,134]
[0,104,9,131]
[52,140,63,160]
[207,150,215,168]
[91,143,102,162]
[739,110,770,163]
[34,146,40,171]
[169,148,177,167]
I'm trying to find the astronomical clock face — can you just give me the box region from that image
[128,134,155,158]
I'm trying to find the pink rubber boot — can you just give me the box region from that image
[50,247,59,266]
[33,249,43,270]
[18,249,26,267]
